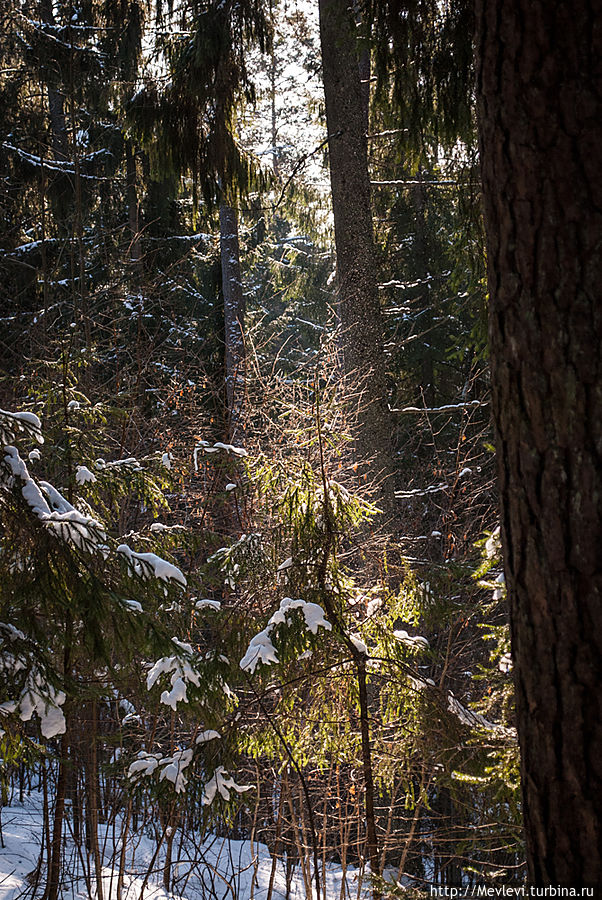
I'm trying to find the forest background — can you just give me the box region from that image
[0,0,587,897]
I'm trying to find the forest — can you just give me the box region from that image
[0,0,600,897]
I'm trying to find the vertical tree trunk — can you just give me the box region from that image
[411,175,435,407]
[85,700,104,900]
[40,0,69,161]
[220,204,246,443]
[47,621,72,900]
[354,3,371,136]
[476,0,602,886]
[126,141,142,264]
[357,659,381,889]
[318,0,396,517]
[47,731,68,900]
[269,0,280,178]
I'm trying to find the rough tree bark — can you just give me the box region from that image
[318,0,396,518]
[476,0,602,886]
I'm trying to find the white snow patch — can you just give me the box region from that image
[240,598,331,674]
[393,630,430,651]
[194,598,221,611]
[75,464,97,484]
[117,544,187,587]
[0,789,376,900]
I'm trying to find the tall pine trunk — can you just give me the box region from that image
[476,0,602,885]
[318,0,395,518]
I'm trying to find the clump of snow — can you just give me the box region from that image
[492,571,505,601]
[117,543,187,587]
[7,667,67,739]
[240,631,280,673]
[0,408,43,446]
[161,452,172,470]
[75,464,97,484]
[268,598,331,634]
[349,635,368,655]
[366,597,383,617]
[128,731,222,794]
[150,522,185,533]
[408,675,436,692]
[122,712,141,725]
[202,766,253,805]
[146,640,209,711]
[128,751,161,779]
[196,729,220,744]
[225,482,237,491]
[162,677,188,710]
[498,652,513,674]
[98,456,143,472]
[208,442,248,458]
[0,622,26,642]
[447,690,515,740]
[393,629,430,651]
[2,446,107,552]
[485,526,501,559]
[194,598,221,611]
[123,598,143,613]
[240,597,331,674]
[159,747,194,792]
[127,745,251,797]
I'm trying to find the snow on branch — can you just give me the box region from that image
[390,400,488,414]
[0,629,66,739]
[2,446,107,552]
[202,766,253,805]
[0,409,43,446]
[3,142,112,180]
[446,691,516,742]
[395,483,449,499]
[407,671,516,742]
[145,638,227,711]
[116,544,187,587]
[240,597,331,674]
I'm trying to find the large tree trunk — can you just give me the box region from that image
[476,0,602,886]
[318,0,396,517]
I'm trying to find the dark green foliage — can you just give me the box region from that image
[128,0,271,208]
[368,0,475,154]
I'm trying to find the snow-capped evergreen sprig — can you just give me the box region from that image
[0,408,44,447]
[0,409,195,752]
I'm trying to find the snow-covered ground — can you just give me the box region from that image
[0,791,370,900]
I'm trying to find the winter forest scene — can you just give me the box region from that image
[0,0,599,897]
